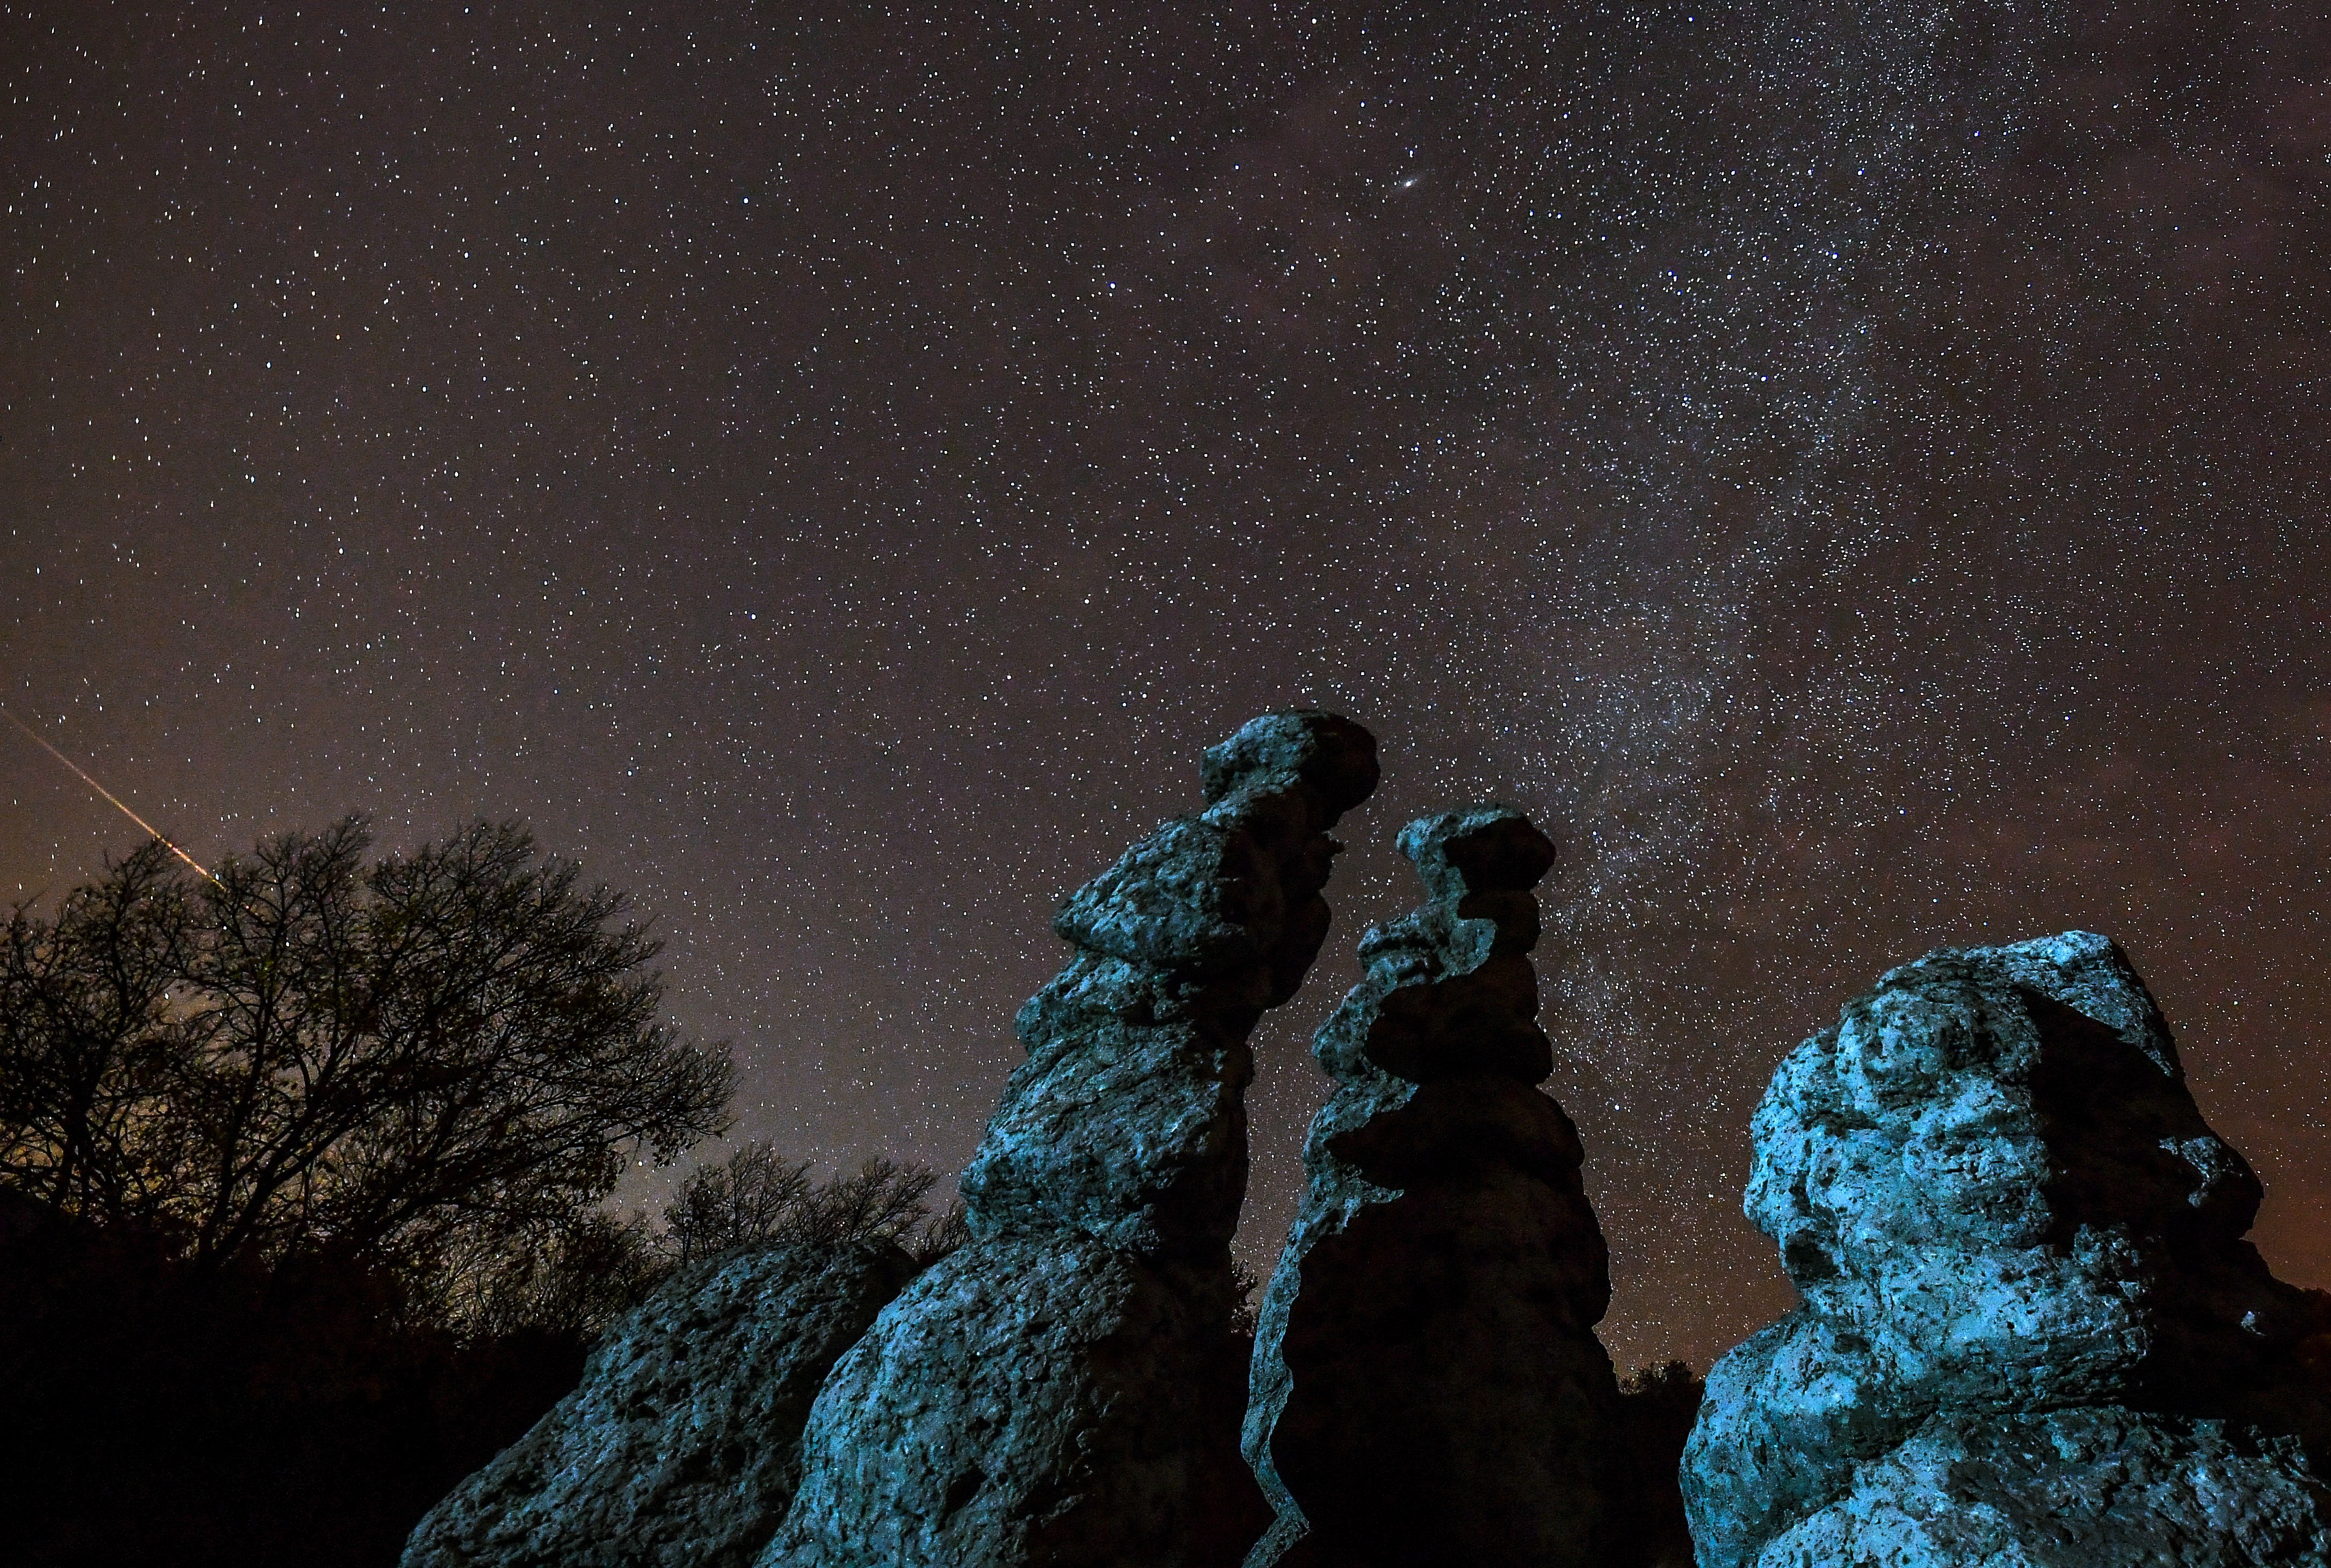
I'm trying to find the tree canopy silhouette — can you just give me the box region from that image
[0,818,735,1323]
[660,1143,967,1268]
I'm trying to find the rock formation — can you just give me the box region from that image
[1242,804,1621,1568]
[1684,931,2331,1568]
[764,710,1378,1568]
[402,1241,919,1568]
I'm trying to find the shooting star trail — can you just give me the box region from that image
[0,706,217,884]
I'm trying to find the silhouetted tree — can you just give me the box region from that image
[1609,1359,1705,1567]
[0,839,199,1231]
[0,819,736,1327]
[660,1141,964,1266]
[907,1196,972,1266]
[661,1143,816,1264]
[441,1209,668,1340]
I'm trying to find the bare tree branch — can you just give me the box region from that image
[0,818,737,1332]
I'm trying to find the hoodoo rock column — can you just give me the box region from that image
[764,712,1378,1568]
[1243,805,1622,1568]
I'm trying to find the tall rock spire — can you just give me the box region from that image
[764,711,1377,1568]
[1243,804,1621,1567]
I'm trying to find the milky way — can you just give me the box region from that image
[6,3,2328,1369]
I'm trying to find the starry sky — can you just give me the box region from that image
[5,1,2328,1371]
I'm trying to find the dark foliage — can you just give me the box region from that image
[0,1188,585,1568]
[0,1145,984,1568]
[440,1207,670,1341]
[1607,1359,1706,1567]
[662,1144,960,1267]
[906,1194,974,1266]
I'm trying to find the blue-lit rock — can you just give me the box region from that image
[401,1241,919,1568]
[1684,931,2331,1568]
[1755,1409,2331,1567]
[764,712,1377,1568]
[1243,805,1621,1567]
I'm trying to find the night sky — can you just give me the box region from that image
[5,2,2328,1372]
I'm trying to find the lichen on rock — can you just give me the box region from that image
[1243,804,1622,1568]
[764,711,1377,1568]
[1684,930,2331,1568]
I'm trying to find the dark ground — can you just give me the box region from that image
[0,1190,586,1568]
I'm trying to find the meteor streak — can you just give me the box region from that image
[0,706,217,884]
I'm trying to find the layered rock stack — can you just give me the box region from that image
[1684,931,2331,1567]
[1242,805,1621,1568]
[402,1242,920,1568]
[764,711,1378,1568]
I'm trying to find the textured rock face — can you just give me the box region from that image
[401,1241,919,1568]
[1754,1410,2331,1568]
[1243,805,1620,1568]
[1684,931,2331,1568]
[766,711,1377,1568]
[771,1233,1257,1566]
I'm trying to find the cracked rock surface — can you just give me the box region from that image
[765,712,1377,1568]
[1242,805,1621,1568]
[401,1241,918,1568]
[1684,931,2331,1568]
